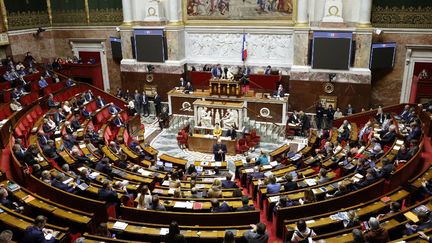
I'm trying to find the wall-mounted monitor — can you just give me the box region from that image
[369,42,396,69]
[312,32,353,70]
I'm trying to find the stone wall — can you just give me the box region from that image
[371,31,432,106]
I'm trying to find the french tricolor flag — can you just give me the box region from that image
[242,33,248,62]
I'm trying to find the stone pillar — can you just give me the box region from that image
[358,0,372,27]
[296,0,308,26]
[292,29,309,66]
[168,0,181,23]
[354,30,373,68]
[120,27,134,60]
[122,0,133,23]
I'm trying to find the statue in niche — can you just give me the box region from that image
[200,107,213,127]
[222,109,238,129]
[215,109,221,125]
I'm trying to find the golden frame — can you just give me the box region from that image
[182,0,297,26]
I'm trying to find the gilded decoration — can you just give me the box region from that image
[372,5,432,28]
[89,8,123,25]
[52,10,87,25]
[7,11,50,30]
[183,0,296,25]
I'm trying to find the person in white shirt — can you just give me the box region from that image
[10,98,22,112]
[291,219,317,242]
[62,101,71,114]
[334,108,343,120]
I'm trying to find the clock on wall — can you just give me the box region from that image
[144,0,166,21]
[322,0,344,23]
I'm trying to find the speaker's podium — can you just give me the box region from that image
[209,79,241,97]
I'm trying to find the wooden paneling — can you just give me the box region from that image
[288,80,371,113]
[121,72,181,101]
[247,101,285,123]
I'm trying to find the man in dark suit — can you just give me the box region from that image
[71,114,82,130]
[213,140,227,162]
[81,107,91,119]
[158,107,169,130]
[108,104,121,115]
[179,77,186,87]
[316,103,324,130]
[142,91,149,116]
[47,94,60,109]
[154,91,162,116]
[98,179,122,215]
[210,198,231,212]
[134,90,142,115]
[211,64,222,78]
[37,131,49,146]
[42,140,59,160]
[52,109,66,125]
[379,125,397,146]
[221,173,238,188]
[183,82,193,94]
[243,222,269,243]
[377,158,394,179]
[407,122,421,142]
[326,105,335,129]
[273,84,285,98]
[95,158,113,175]
[84,90,94,102]
[236,196,255,211]
[113,115,124,127]
[22,215,56,243]
[96,96,105,109]
[51,172,77,193]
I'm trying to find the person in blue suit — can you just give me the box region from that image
[221,173,238,188]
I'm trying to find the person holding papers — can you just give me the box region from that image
[21,215,56,243]
[213,139,227,162]
[255,150,269,166]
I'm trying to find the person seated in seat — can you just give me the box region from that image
[222,172,238,188]
[96,158,113,175]
[243,222,269,243]
[210,198,231,212]
[376,158,394,179]
[299,189,316,205]
[108,103,121,115]
[291,219,316,243]
[0,186,23,213]
[0,229,13,243]
[10,98,22,112]
[98,180,121,214]
[150,195,166,211]
[266,174,281,194]
[255,150,269,166]
[318,168,330,184]
[21,215,56,243]
[42,118,56,134]
[38,76,48,89]
[95,222,113,238]
[405,210,432,235]
[236,196,255,211]
[283,173,298,192]
[166,221,186,243]
[379,124,397,147]
[213,123,223,137]
[51,172,77,193]
[273,84,285,98]
[273,196,298,214]
[364,217,389,242]
[137,185,152,209]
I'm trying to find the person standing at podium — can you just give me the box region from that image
[183,82,193,94]
[213,139,227,162]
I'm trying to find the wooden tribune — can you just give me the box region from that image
[209,79,240,97]
[188,134,237,155]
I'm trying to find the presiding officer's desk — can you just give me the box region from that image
[168,88,288,124]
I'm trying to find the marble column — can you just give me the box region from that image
[122,0,133,23]
[168,0,182,23]
[358,0,372,27]
[120,28,134,60]
[296,0,308,26]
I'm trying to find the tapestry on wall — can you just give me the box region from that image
[371,0,432,28]
[4,0,50,30]
[88,0,123,25]
[51,0,87,26]
[184,0,295,23]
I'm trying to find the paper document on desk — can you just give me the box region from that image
[269,196,280,203]
[89,172,100,179]
[262,165,272,170]
[160,228,169,235]
[113,221,128,230]
[305,179,317,186]
[244,168,254,173]
[62,178,73,185]
[214,162,222,167]
[174,201,187,208]
[270,161,278,167]
[79,143,86,149]
[162,180,170,186]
